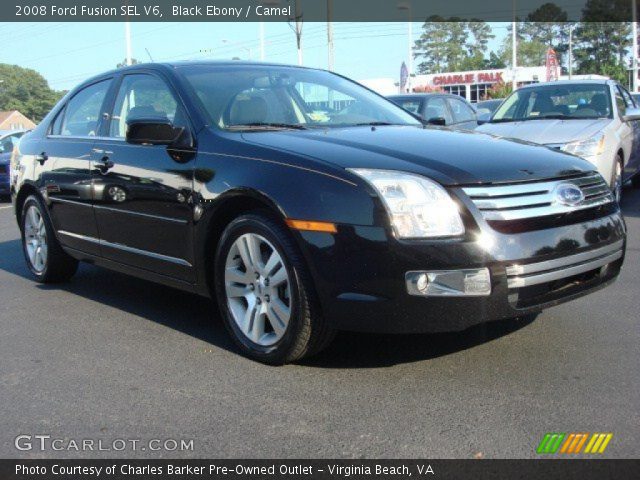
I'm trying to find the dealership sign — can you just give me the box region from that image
[432,71,503,86]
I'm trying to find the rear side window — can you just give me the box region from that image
[60,79,111,137]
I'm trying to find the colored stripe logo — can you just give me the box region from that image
[537,433,612,454]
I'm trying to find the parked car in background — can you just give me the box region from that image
[388,93,480,130]
[12,62,626,364]
[476,99,503,122]
[0,130,26,200]
[477,80,640,201]
[632,92,640,105]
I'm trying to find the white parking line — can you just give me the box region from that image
[0,206,13,210]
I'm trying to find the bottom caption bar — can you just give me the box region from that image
[2,460,639,480]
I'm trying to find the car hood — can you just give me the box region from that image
[476,118,610,145]
[238,126,596,186]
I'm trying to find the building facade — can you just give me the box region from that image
[0,110,36,131]
[410,66,548,102]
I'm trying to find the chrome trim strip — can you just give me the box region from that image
[49,197,92,207]
[507,250,623,288]
[58,230,100,244]
[479,196,614,221]
[462,174,602,198]
[99,239,192,267]
[94,205,188,224]
[506,240,624,276]
[57,231,191,267]
[47,135,126,142]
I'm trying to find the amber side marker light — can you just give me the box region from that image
[285,219,338,233]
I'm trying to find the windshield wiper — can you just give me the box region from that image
[226,122,308,131]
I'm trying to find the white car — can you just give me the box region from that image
[477,80,640,202]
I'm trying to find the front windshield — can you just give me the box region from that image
[178,64,421,130]
[491,83,612,122]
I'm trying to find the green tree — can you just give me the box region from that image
[0,64,64,122]
[571,0,631,83]
[413,17,493,73]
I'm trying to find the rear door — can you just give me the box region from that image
[39,78,113,256]
[91,72,196,282]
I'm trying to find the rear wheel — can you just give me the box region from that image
[214,212,334,364]
[20,195,78,283]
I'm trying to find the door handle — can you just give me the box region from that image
[97,155,114,174]
[36,152,48,165]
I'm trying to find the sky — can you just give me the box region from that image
[0,21,510,91]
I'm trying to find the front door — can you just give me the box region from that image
[91,73,195,282]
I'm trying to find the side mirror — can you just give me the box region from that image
[426,117,447,126]
[623,107,640,122]
[126,119,183,145]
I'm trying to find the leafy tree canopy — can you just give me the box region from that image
[0,64,64,123]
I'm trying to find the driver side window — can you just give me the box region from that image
[109,74,183,138]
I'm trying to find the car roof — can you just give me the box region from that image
[0,129,27,138]
[82,60,325,82]
[388,93,463,99]
[517,79,612,90]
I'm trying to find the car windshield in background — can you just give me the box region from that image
[178,65,421,130]
[491,84,612,122]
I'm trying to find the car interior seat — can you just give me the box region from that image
[229,96,269,125]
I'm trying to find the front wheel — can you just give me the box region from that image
[20,195,78,283]
[214,212,334,364]
[611,155,623,203]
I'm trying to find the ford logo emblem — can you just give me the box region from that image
[554,183,585,206]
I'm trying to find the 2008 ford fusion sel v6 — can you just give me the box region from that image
[11,62,626,364]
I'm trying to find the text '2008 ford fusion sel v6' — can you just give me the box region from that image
[11,62,626,364]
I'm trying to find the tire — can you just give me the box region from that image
[611,154,623,203]
[214,212,334,364]
[20,195,78,283]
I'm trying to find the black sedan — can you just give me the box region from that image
[12,62,625,364]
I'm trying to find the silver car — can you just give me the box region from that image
[477,80,640,201]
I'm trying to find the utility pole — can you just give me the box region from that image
[327,0,334,71]
[125,20,132,66]
[259,22,265,61]
[633,0,638,92]
[511,1,517,91]
[568,24,573,80]
[293,0,303,66]
[397,2,413,93]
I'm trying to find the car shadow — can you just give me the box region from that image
[0,237,538,368]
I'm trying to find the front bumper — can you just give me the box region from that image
[295,210,626,334]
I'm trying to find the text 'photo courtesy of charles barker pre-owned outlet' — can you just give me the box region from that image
[0,1,639,479]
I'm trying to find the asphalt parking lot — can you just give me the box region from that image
[0,189,639,459]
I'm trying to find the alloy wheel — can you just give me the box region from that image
[24,205,48,273]
[614,161,623,203]
[224,233,292,346]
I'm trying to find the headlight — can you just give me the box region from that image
[560,133,605,158]
[348,168,464,238]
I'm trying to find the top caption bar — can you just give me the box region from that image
[2,0,635,23]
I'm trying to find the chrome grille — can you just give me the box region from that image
[462,173,613,222]
[505,239,624,288]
